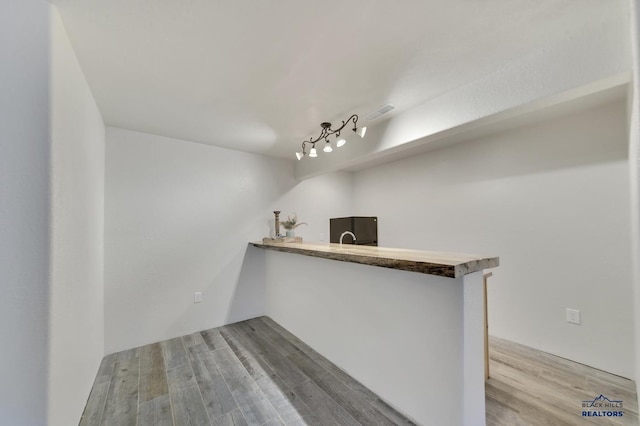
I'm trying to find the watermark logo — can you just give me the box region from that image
[581,394,624,418]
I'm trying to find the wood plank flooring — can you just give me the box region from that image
[81,318,638,425]
[80,317,415,426]
[487,336,638,425]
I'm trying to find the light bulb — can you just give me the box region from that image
[309,147,317,157]
[355,126,367,138]
[295,152,304,160]
[336,138,346,147]
[323,142,333,153]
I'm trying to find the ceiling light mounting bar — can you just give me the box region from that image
[296,114,366,160]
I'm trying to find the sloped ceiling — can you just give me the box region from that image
[52,0,624,157]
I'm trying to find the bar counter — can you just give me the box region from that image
[248,239,499,425]
[251,240,499,278]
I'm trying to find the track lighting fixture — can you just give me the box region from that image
[295,114,366,160]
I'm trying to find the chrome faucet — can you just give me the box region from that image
[339,231,356,246]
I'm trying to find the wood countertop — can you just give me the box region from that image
[250,241,499,278]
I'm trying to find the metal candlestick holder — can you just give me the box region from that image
[273,211,281,237]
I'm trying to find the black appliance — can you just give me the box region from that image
[330,216,378,246]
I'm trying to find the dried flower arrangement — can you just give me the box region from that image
[280,213,307,230]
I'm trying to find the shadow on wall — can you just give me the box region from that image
[226,244,267,323]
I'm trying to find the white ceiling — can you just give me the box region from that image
[52,0,621,158]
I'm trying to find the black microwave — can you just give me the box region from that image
[329,216,378,246]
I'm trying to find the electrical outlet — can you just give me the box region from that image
[566,308,581,325]
[194,292,202,303]
[319,233,325,241]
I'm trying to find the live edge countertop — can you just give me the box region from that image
[250,241,499,278]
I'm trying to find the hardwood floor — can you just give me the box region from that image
[80,316,415,426]
[81,318,638,425]
[486,337,638,426]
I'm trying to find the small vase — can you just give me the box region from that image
[286,230,295,238]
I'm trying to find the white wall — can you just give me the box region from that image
[628,0,640,410]
[270,169,353,243]
[0,1,52,424]
[105,127,352,353]
[264,252,484,426]
[353,99,635,378]
[48,6,106,426]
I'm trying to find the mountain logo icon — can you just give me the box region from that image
[582,394,623,407]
